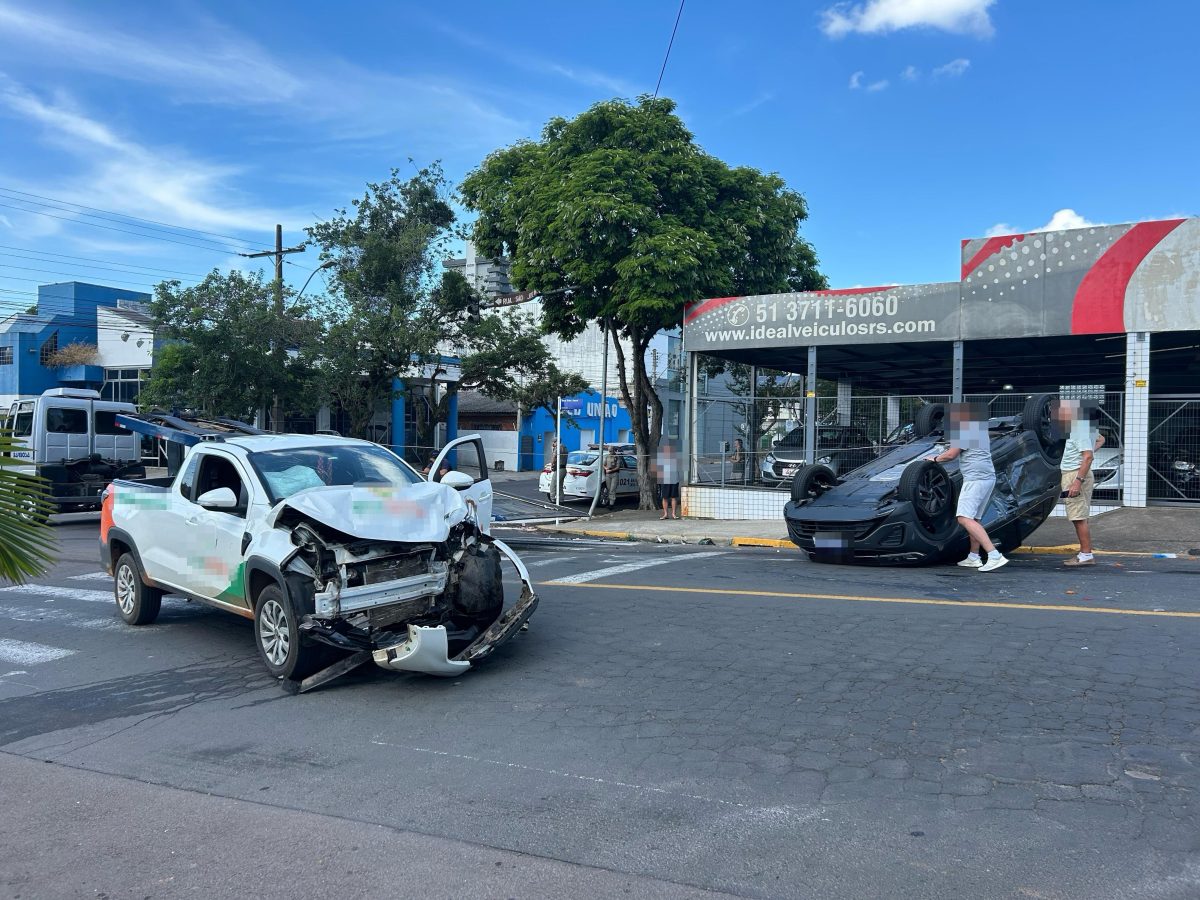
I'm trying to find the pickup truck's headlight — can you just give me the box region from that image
[816,456,832,465]
[764,454,776,466]
[1174,460,1196,472]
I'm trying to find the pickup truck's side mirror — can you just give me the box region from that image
[196,487,238,509]
[439,470,474,490]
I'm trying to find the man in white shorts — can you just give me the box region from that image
[927,403,1008,572]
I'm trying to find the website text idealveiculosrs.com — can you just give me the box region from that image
[702,319,938,343]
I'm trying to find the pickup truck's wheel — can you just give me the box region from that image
[254,584,326,681]
[114,552,162,626]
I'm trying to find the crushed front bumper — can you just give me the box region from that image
[374,538,539,674]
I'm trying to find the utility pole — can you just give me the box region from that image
[241,225,305,432]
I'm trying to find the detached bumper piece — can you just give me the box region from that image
[291,537,539,693]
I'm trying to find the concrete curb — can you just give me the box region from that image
[535,524,1194,557]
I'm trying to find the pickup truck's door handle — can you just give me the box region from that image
[186,516,202,526]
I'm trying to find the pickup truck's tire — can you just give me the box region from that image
[253,583,327,682]
[114,552,162,626]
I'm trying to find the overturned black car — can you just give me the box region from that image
[784,394,1064,565]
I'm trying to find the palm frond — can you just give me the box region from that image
[0,429,58,584]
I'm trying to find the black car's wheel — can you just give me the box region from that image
[899,460,956,533]
[913,403,946,437]
[114,552,162,626]
[791,464,837,503]
[254,584,328,682]
[1022,392,1058,451]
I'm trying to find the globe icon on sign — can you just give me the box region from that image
[726,302,750,326]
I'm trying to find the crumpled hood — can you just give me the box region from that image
[267,481,468,543]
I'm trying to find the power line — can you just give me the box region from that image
[0,245,208,279]
[0,200,261,255]
[654,0,687,98]
[0,186,260,248]
[1,261,170,288]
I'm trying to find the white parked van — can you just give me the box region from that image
[3,388,145,510]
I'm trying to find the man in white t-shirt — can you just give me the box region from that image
[928,403,1007,572]
[1057,399,1106,566]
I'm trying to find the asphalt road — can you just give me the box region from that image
[2,516,1199,898]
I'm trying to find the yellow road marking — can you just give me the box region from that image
[540,581,1200,619]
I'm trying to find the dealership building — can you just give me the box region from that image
[680,216,1200,519]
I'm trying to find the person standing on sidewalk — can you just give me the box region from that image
[602,447,621,510]
[1058,399,1105,566]
[927,403,1008,572]
[656,442,681,520]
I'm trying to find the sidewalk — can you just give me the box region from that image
[535,505,1200,556]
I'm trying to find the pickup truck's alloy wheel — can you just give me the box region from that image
[258,598,290,667]
[253,584,327,681]
[114,552,162,626]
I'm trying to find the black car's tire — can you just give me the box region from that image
[791,464,838,503]
[254,584,328,682]
[1022,392,1058,450]
[898,460,957,533]
[913,403,946,437]
[114,552,162,626]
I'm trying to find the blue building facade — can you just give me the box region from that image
[0,282,151,408]
[518,389,632,471]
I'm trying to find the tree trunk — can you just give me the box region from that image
[612,327,664,510]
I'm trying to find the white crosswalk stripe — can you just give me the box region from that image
[547,551,725,585]
[0,603,128,633]
[68,572,112,582]
[0,584,112,604]
[0,638,75,665]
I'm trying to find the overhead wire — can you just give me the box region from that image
[0,245,208,279]
[654,0,687,98]
[0,186,262,249]
[0,200,265,255]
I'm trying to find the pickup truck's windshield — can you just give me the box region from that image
[250,444,420,503]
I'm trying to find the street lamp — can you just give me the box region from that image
[292,259,337,309]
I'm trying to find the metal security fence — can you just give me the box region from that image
[690,391,1126,502]
[1148,398,1200,503]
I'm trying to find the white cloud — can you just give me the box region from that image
[732,92,775,116]
[429,20,639,97]
[849,70,865,89]
[0,2,300,104]
[1040,209,1101,232]
[821,0,996,38]
[0,76,295,236]
[933,57,971,78]
[985,209,1104,237]
[0,4,523,153]
[866,79,890,92]
[902,65,920,81]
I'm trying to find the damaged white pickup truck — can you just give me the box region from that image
[100,431,538,691]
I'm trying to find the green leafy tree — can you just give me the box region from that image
[140,270,321,422]
[462,96,825,508]
[308,165,462,448]
[460,309,590,419]
[308,167,578,459]
[0,430,56,584]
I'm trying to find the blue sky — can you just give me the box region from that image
[0,0,1197,315]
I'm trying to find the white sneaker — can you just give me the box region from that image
[979,554,1009,573]
[957,556,983,568]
